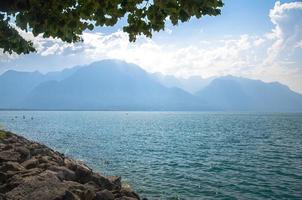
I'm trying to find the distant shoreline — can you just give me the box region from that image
[1,109,302,114]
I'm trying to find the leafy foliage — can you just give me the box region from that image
[0,0,223,54]
[0,14,35,54]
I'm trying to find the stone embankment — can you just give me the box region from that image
[0,130,143,200]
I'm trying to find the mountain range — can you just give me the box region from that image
[1,59,302,111]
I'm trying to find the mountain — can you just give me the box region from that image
[0,66,81,109]
[22,60,210,110]
[1,60,302,111]
[0,70,45,108]
[152,73,213,93]
[196,76,302,111]
[45,66,83,81]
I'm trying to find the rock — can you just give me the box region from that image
[48,165,76,181]
[61,190,81,200]
[0,143,6,150]
[15,146,31,161]
[0,193,4,200]
[91,173,118,190]
[83,189,95,200]
[0,150,20,162]
[38,155,51,163]
[64,181,95,200]
[1,143,13,151]
[38,155,60,167]
[75,163,92,183]
[64,180,87,192]
[4,136,18,144]
[4,170,69,200]
[28,143,40,151]
[51,153,64,165]
[64,158,78,170]
[0,131,143,200]
[116,197,138,200]
[95,189,115,200]
[30,147,49,156]
[82,181,101,193]
[120,188,140,200]
[18,168,43,177]
[21,158,39,169]
[12,142,23,147]
[0,161,25,172]
[37,162,49,169]
[5,169,45,191]
[108,176,122,190]
[0,172,7,184]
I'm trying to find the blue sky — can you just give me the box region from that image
[1,0,302,92]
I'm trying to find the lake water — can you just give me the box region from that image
[0,111,301,199]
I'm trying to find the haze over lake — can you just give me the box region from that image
[1,111,301,199]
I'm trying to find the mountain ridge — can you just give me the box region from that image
[1,59,301,111]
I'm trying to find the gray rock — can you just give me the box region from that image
[0,161,25,172]
[91,173,118,190]
[0,150,20,162]
[0,172,7,184]
[108,176,122,190]
[0,131,142,200]
[116,197,138,200]
[75,163,92,183]
[83,189,95,200]
[49,165,76,181]
[120,188,140,199]
[15,146,31,161]
[64,158,77,170]
[21,158,39,169]
[5,170,69,200]
[95,189,115,200]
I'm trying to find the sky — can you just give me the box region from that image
[1,0,302,93]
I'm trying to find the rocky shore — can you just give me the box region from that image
[0,130,143,200]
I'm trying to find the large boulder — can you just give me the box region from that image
[21,158,39,169]
[48,165,76,181]
[15,147,31,161]
[5,170,71,200]
[95,189,115,200]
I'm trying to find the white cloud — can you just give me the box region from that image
[0,50,18,62]
[296,40,302,48]
[265,1,302,65]
[253,38,265,46]
[165,28,172,34]
[40,43,62,56]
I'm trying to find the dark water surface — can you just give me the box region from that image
[0,111,301,199]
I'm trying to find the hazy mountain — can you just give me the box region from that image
[22,60,210,110]
[1,60,301,111]
[45,66,82,81]
[196,76,302,111]
[0,70,46,108]
[152,73,213,93]
[0,66,81,108]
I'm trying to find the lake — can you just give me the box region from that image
[0,111,301,199]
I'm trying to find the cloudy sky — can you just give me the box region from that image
[1,0,302,93]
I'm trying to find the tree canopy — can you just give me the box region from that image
[0,0,223,55]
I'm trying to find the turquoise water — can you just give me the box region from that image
[0,111,302,199]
